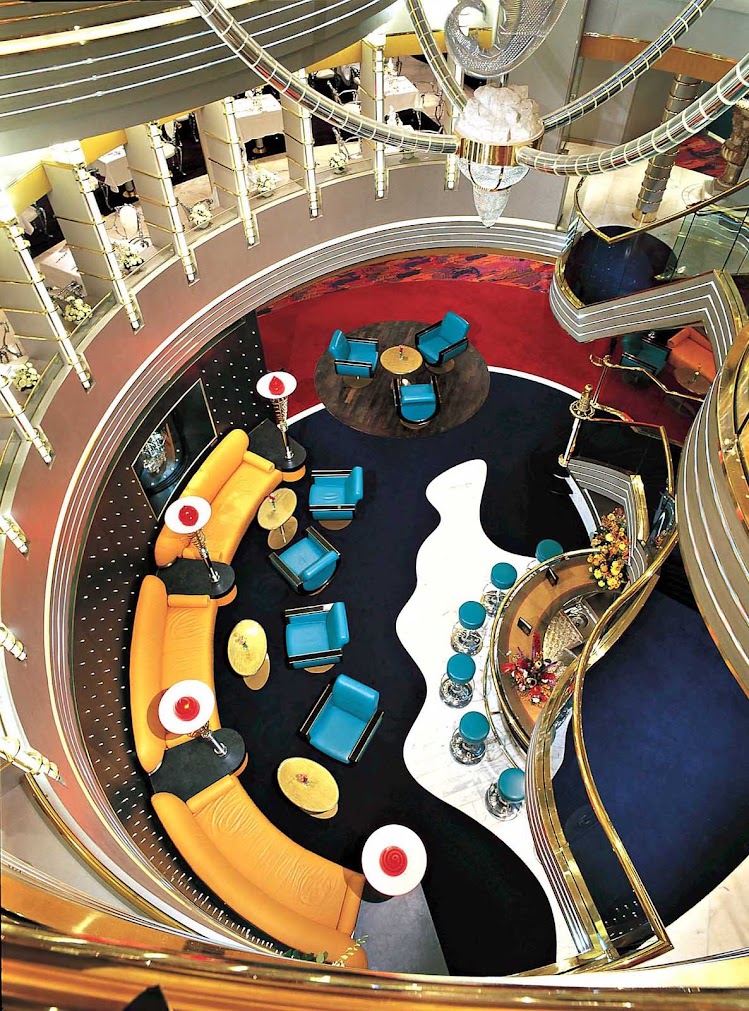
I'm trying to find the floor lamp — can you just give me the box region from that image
[164,496,220,584]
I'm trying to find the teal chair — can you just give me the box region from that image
[269,526,340,594]
[309,466,364,529]
[415,311,470,372]
[284,601,349,672]
[300,673,383,764]
[393,376,440,428]
[486,767,526,820]
[449,710,490,765]
[328,329,379,387]
[620,332,670,386]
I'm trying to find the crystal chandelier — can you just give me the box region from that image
[454,84,544,226]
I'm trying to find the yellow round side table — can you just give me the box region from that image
[277,757,339,818]
[380,345,423,376]
[257,488,298,549]
[228,619,270,690]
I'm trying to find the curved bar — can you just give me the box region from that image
[542,0,716,133]
[405,0,468,111]
[190,0,459,154]
[521,51,749,174]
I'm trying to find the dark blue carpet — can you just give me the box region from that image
[552,591,749,930]
[214,373,587,975]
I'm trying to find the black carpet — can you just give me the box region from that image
[552,590,749,936]
[214,373,589,976]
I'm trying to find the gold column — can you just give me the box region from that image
[633,74,701,223]
[713,98,749,193]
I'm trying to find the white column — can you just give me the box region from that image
[194,100,256,247]
[360,33,388,199]
[281,71,320,218]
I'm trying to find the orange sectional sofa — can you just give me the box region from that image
[667,325,717,385]
[130,430,368,967]
[153,427,283,568]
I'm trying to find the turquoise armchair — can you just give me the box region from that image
[284,602,350,671]
[393,376,440,428]
[269,526,341,594]
[309,467,364,528]
[415,311,470,372]
[328,329,379,386]
[300,674,383,764]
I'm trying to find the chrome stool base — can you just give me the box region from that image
[439,676,473,708]
[450,627,483,655]
[449,729,486,765]
[485,782,521,820]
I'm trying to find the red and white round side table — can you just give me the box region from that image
[158,679,227,756]
[361,824,427,896]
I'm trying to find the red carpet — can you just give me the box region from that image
[260,271,691,443]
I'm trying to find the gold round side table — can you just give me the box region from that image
[257,488,298,549]
[381,345,423,376]
[228,619,270,690]
[277,757,339,819]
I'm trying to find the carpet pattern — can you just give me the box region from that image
[215,375,591,976]
[674,132,725,178]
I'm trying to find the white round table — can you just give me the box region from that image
[361,824,427,896]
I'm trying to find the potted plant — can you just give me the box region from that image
[253,167,278,198]
[63,295,93,327]
[188,201,213,229]
[328,150,348,175]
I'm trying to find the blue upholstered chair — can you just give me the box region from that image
[414,311,470,372]
[284,602,350,672]
[300,673,383,764]
[269,526,341,594]
[393,376,440,428]
[309,466,364,529]
[327,328,379,387]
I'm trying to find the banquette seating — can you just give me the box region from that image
[153,428,282,569]
[131,429,368,967]
[667,325,717,385]
[414,311,470,372]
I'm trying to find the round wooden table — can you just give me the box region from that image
[277,757,339,819]
[314,320,490,439]
[380,345,423,376]
[228,619,270,690]
[257,488,298,549]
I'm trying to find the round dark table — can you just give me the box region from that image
[314,320,490,438]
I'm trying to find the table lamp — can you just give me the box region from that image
[158,679,227,756]
[164,495,219,584]
[256,371,297,461]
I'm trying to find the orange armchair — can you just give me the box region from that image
[667,327,717,386]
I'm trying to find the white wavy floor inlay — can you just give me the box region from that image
[397,459,579,966]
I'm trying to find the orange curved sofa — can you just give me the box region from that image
[132,483,368,964]
[154,428,283,569]
[667,326,717,384]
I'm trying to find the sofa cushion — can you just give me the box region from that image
[130,575,169,774]
[162,595,220,749]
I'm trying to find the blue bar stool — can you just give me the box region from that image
[485,767,525,820]
[528,538,563,571]
[450,600,487,655]
[450,710,490,765]
[439,653,476,708]
[480,562,518,618]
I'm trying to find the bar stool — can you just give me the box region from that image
[528,538,563,571]
[485,767,525,820]
[480,562,518,618]
[439,653,475,708]
[450,710,490,765]
[450,600,487,655]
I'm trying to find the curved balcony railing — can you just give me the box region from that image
[486,408,679,970]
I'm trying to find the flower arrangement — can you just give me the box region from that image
[329,150,348,174]
[63,295,92,326]
[588,506,629,591]
[253,167,277,198]
[118,244,145,272]
[501,632,558,706]
[188,201,213,229]
[10,360,40,392]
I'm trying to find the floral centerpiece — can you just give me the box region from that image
[189,201,213,229]
[588,506,629,591]
[63,295,92,326]
[501,632,558,706]
[10,360,40,392]
[329,150,348,174]
[252,167,277,198]
[117,243,145,272]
